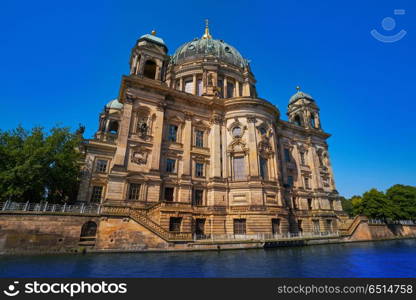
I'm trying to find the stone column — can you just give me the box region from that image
[150,103,165,171]
[221,121,228,178]
[113,97,133,167]
[192,74,197,95]
[242,79,251,97]
[246,116,259,179]
[181,113,193,177]
[236,81,240,97]
[224,77,228,98]
[210,114,223,178]
[179,77,184,91]
[311,146,322,190]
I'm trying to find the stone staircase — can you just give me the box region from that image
[338,215,367,236]
[101,205,193,242]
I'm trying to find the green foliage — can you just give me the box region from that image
[0,125,83,203]
[343,185,416,221]
[386,184,416,220]
[340,196,354,217]
[360,189,394,220]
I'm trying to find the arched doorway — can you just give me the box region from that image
[80,221,97,237]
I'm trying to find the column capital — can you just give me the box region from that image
[210,114,224,125]
[247,115,257,123]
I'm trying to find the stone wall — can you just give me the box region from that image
[349,221,416,241]
[0,213,99,254]
[96,217,169,251]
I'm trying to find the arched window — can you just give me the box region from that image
[143,60,157,79]
[80,221,97,237]
[294,115,302,126]
[108,120,119,134]
[310,114,316,128]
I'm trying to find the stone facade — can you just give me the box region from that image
[77,24,344,242]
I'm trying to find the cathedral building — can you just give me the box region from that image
[77,22,343,239]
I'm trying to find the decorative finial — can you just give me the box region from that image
[296,85,301,92]
[202,19,212,39]
[151,29,156,36]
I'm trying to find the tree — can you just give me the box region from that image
[386,184,416,220]
[0,125,83,203]
[340,196,354,217]
[360,188,393,220]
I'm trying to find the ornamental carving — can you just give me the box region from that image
[210,114,224,125]
[227,138,248,154]
[130,145,150,165]
[246,115,257,123]
[258,138,273,157]
[227,117,247,138]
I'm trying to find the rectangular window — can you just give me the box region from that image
[233,219,246,235]
[239,82,243,96]
[300,152,305,165]
[226,82,234,98]
[195,163,204,177]
[195,130,204,148]
[90,186,103,203]
[167,125,178,142]
[195,218,205,235]
[169,217,182,232]
[233,157,246,180]
[307,198,313,210]
[272,219,280,234]
[164,187,174,202]
[313,220,320,233]
[166,159,176,173]
[326,219,333,232]
[304,177,310,189]
[184,79,193,94]
[287,175,294,187]
[217,79,223,98]
[95,159,108,173]
[128,183,141,200]
[329,199,334,210]
[259,156,268,179]
[298,220,303,232]
[193,189,203,206]
[284,148,291,162]
[197,79,203,96]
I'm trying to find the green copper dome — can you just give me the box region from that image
[171,38,248,69]
[289,91,314,104]
[138,32,168,52]
[106,99,123,110]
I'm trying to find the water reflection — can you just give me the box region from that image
[0,240,415,277]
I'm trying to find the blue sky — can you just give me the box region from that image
[0,0,415,197]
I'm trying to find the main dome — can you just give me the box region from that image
[170,38,248,69]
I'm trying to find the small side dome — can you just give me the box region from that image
[138,31,168,52]
[106,99,123,110]
[289,88,314,104]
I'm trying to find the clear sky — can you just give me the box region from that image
[0,0,415,198]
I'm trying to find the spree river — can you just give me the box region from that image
[1,239,415,277]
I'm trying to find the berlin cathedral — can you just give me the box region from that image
[77,21,344,238]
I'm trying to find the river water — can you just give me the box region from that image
[1,239,415,277]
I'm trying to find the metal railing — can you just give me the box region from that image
[368,219,415,225]
[0,200,101,214]
[194,231,340,241]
